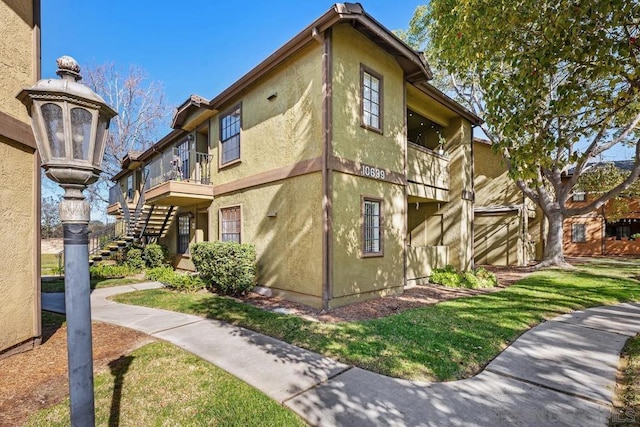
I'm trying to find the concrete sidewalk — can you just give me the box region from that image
[42,285,640,426]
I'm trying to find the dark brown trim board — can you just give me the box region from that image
[322,27,334,310]
[212,157,322,197]
[0,111,36,150]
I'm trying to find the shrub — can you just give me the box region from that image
[125,248,145,270]
[90,264,137,280]
[473,267,498,288]
[145,266,175,283]
[144,243,167,268]
[429,266,498,289]
[145,266,205,292]
[191,241,256,295]
[429,266,463,287]
[631,233,640,241]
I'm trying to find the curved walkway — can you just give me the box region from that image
[42,284,640,426]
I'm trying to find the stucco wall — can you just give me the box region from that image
[474,142,522,207]
[331,23,405,173]
[327,24,406,307]
[437,117,473,270]
[209,41,324,186]
[474,142,544,265]
[0,0,36,122]
[211,173,324,307]
[0,0,40,355]
[330,173,405,307]
[0,137,39,353]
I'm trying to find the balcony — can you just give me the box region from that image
[144,148,214,207]
[407,142,449,202]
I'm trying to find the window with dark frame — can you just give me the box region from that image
[572,192,586,202]
[126,175,133,201]
[572,223,586,243]
[177,215,190,254]
[220,206,241,243]
[363,198,382,255]
[220,106,241,165]
[361,66,382,132]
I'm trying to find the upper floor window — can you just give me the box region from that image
[361,65,383,133]
[220,206,241,243]
[571,223,586,243]
[362,197,383,256]
[572,192,586,202]
[220,105,241,166]
[126,175,133,201]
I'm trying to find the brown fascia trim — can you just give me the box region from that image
[414,81,483,126]
[176,3,434,125]
[0,111,36,150]
[212,157,322,196]
[473,137,491,146]
[172,94,210,129]
[110,128,186,182]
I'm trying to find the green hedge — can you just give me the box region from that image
[143,243,167,268]
[145,266,205,292]
[90,264,138,280]
[429,265,498,289]
[125,248,145,270]
[191,241,256,295]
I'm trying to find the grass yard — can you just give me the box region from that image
[24,342,305,427]
[41,277,148,293]
[41,253,61,276]
[611,334,640,426]
[114,258,640,381]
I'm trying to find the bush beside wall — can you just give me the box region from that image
[191,242,257,295]
[429,265,498,289]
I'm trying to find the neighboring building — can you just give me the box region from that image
[564,161,640,257]
[107,3,481,309]
[0,0,41,357]
[473,138,543,265]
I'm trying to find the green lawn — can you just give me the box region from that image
[25,342,305,427]
[611,334,640,426]
[41,253,61,276]
[114,258,640,381]
[41,277,148,293]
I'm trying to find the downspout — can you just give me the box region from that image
[318,27,333,310]
[402,77,407,289]
[470,124,477,270]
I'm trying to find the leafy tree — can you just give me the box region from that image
[83,63,171,206]
[407,0,640,267]
[41,195,61,239]
[577,163,640,223]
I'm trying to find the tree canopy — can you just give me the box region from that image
[416,0,640,265]
[84,63,171,204]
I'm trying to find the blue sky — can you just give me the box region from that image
[42,1,422,127]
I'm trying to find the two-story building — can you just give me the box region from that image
[0,0,41,357]
[107,3,481,309]
[473,138,544,265]
[564,161,640,257]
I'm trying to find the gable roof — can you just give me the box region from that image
[173,2,436,128]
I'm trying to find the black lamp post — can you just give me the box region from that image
[17,56,117,427]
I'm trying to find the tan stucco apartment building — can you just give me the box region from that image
[473,138,544,266]
[0,0,41,357]
[108,3,481,309]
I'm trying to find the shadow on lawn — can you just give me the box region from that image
[108,355,135,427]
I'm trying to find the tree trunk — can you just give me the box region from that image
[538,209,574,269]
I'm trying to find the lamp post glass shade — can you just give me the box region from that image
[17,56,116,186]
